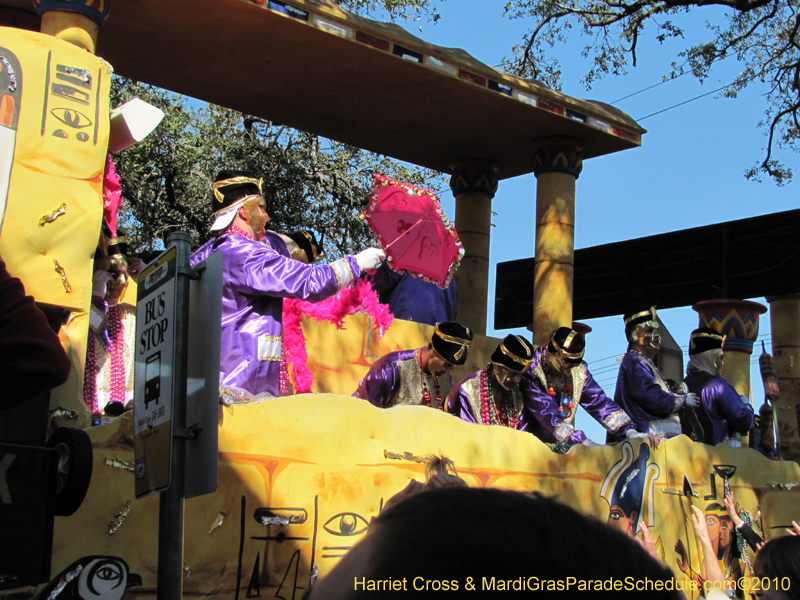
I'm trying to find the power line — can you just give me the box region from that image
[637,75,755,121]
[610,53,733,105]
[610,73,690,105]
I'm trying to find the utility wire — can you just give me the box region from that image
[611,53,733,105]
[610,73,690,105]
[637,74,756,121]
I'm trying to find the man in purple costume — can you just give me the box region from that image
[446,334,535,430]
[521,327,647,451]
[190,170,385,401]
[685,327,754,446]
[354,321,472,408]
[369,261,457,327]
[613,306,698,440]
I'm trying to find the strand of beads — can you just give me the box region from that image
[83,329,99,413]
[279,349,290,396]
[417,348,442,409]
[107,305,126,404]
[227,225,257,241]
[480,368,518,428]
[421,377,442,409]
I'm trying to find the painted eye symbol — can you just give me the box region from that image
[322,512,369,536]
[96,565,122,583]
[50,108,92,129]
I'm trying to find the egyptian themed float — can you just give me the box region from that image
[1,1,799,599]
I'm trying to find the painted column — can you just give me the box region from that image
[531,138,582,347]
[692,299,767,399]
[450,160,498,335]
[766,294,800,461]
[35,0,111,53]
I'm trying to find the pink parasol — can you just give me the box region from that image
[362,174,463,289]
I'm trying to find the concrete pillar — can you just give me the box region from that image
[450,160,498,335]
[36,0,112,53]
[531,138,582,347]
[766,294,800,461]
[692,299,767,399]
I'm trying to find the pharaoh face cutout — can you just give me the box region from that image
[240,195,269,238]
[631,320,661,352]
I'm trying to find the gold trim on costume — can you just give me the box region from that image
[212,176,264,203]
[625,306,657,326]
[330,264,342,289]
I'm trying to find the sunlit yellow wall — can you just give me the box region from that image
[0,27,111,312]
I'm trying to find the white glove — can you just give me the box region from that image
[92,270,114,298]
[581,439,601,447]
[684,392,699,408]
[355,247,386,271]
[626,430,648,440]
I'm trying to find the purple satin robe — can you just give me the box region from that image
[190,231,360,397]
[521,348,635,445]
[353,348,451,408]
[685,371,754,445]
[369,262,457,327]
[612,351,681,440]
[447,370,534,432]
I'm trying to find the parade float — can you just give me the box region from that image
[1,0,798,599]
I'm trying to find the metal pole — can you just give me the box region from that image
[157,232,192,600]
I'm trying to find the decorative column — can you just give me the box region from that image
[766,294,800,461]
[531,138,582,347]
[450,160,498,335]
[35,0,111,53]
[692,299,767,399]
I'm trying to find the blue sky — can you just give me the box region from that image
[393,0,797,441]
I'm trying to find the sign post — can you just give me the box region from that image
[133,232,193,600]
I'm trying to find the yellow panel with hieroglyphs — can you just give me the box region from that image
[0,27,111,312]
[6,394,796,600]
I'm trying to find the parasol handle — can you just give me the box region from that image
[383,217,427,251]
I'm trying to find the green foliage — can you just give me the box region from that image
[110,77,444,258]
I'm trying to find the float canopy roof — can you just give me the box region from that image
[7,0,645,179]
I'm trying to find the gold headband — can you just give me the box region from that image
[434,324,472,347]
[212,176,264,203]
[433,323,472,362]
[493,340,534,371]
[690,332,726,350]
[624,306,657,326]
[550,332,584,360]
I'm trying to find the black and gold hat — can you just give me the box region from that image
[624,306,657,333]
[689,327,725,355]
[210,170,264,231]
[547,327,585,364]
[286,230,322,264]
[430,321,473,366]
[491,334,535,372]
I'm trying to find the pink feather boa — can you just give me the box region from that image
[283,278,393,393]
